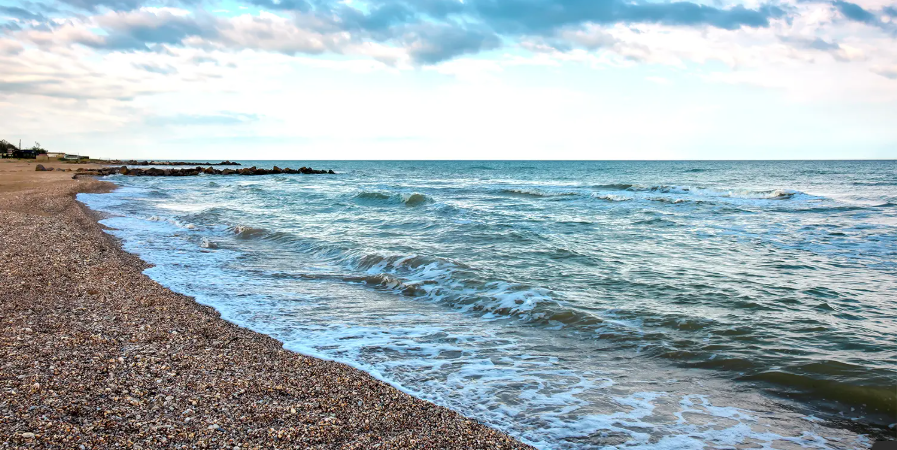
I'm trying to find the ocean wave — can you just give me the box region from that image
[592,183,807,200]
[305,251,609,328]
[344,273,429,297]
[231,225,267,238]
[354,191,433,207]
[145,189,171,198]
[644,185,801,200]
[786,205,868,214]
[336,251,642,334]
[646,197,691,204]
[355,191,391,201]
[494,184,806,204]
[498,188,579,198]
[146,215,197,230]
[336,251,589,323]
[739,369,896,417]
[353,253,457,272]
[181,206,234,225]
[591,193,631,202]
[593,183,635,190]
[633,217,677,225]
[237,184,265,192]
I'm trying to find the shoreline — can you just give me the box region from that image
[0,161,533,448]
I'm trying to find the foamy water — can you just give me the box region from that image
[79,161,896,448]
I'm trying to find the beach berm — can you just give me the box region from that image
[0,160,533,449]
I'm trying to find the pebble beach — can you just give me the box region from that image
[0,161,534,449]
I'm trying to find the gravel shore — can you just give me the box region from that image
[0,172,534,449]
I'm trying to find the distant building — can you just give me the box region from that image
[0,141,16,157]
[46,152,65,159]
[12,149,41,159]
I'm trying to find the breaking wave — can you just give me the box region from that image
[498,188,579,198]
[592,183,807,200]
[355,191,391,201]
[230,225,267,238]
[351,253,555,315]
[494,183,814,204]
[592,194,632,202]
[593,183,635,190]
[147,215,197,230]
[591,193,632,202]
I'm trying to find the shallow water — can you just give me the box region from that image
[79,161,897,448]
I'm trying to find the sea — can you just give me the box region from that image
[78,160,897,449]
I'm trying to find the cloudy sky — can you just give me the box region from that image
[1,0,895,159]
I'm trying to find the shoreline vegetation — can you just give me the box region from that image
[0,160,532,448]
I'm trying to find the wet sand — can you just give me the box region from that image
[0,161,534,449]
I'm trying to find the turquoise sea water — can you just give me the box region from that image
[79,161,896,448]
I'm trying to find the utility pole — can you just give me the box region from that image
[18,139,21,150]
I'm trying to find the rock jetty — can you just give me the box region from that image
[105,160,242,166]
[73,165,334,178]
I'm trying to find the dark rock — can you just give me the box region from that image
[75,164,335,178]
[35,165,46,171]
[104,159,242,166]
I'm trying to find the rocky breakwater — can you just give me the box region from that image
[73,165,334,178]
[106,160,242,166]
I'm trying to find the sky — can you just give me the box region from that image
[1,0,896,159]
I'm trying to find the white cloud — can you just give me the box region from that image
[0,0,895,159]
